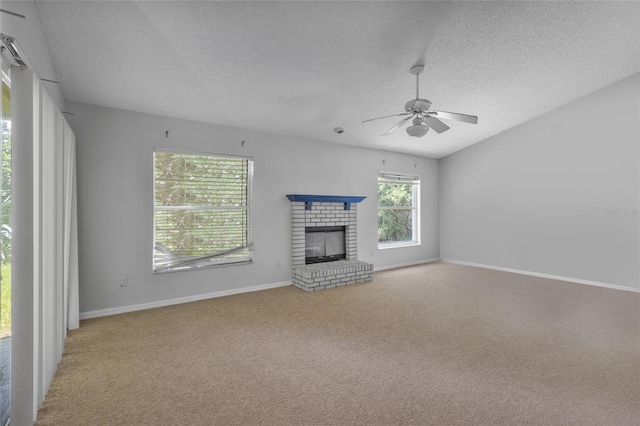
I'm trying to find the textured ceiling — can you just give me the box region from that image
[35,1,639,159]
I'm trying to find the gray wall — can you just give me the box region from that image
[439,73,640,290]
[66,102,439,314]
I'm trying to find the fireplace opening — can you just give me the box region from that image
[305,226,346,264]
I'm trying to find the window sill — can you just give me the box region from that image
[378,241,421,250]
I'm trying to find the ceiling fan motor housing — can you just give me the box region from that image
[405,99,432,113]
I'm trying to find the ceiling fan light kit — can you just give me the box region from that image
[406,118,429,138]
[363,65,478,138]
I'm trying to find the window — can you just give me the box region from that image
[377,172,420,247]
[153,150,253,273]
[1,64,11,426]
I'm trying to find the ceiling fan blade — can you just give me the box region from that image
[382,116,412,136]
[362,112,411,123]
[429,110,478,124]
[423,116,449,134]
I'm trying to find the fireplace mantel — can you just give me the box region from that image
[286,194,366,210]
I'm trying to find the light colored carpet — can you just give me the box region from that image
[35,262,639,425]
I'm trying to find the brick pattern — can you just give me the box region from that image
[291,202,358,268]
[292,260,373,292]
[291,202,306,267]
[290,201,373,291]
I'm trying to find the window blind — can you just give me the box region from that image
[377,172,420,185]
[153,150,253,273]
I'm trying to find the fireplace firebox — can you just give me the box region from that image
[305,226,346,264]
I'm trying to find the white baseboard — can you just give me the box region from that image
[374,257,441,272]
[441,259,639,293]
[79,259,637,320]
[79,280,292,320]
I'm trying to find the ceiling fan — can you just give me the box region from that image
[363,65,478,138]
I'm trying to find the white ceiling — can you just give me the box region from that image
[35,1,639,159]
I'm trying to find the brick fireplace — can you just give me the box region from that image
[287,195,373,291]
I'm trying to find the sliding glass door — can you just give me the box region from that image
[0,60,11,426]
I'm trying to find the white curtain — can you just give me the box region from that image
[11,67,79,423]
[39,81,59,403]
[63,113,79,330]
[36,79,79,402]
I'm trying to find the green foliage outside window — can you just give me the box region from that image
[1,83,10,264]
[378,175,418,244]
[1,80,11,336]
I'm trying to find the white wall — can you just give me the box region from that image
[1,1,65,110]
[66,102,439,315]
[439,73,640,290]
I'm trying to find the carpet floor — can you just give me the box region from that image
[35,262,639,425]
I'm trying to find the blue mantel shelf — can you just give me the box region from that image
[286,194,366,210]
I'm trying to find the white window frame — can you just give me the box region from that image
[152,149,253,273]
[377,171,420,249]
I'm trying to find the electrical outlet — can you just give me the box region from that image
[120,275,129,287]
